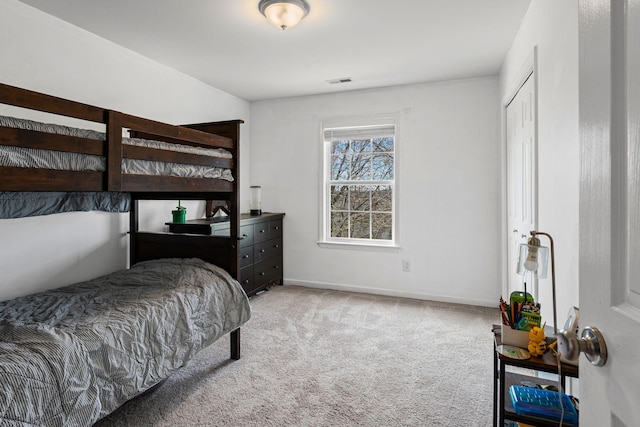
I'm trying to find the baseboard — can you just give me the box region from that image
[283,278,495,308]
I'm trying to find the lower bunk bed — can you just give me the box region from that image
[0,258,251,426]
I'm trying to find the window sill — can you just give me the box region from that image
[317,240,401,252]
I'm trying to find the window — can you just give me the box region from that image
[322,118,396,246]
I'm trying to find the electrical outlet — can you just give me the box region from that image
[402,259,411,272]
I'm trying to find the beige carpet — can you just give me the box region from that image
[95,285,496,426]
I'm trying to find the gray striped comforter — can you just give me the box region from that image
[0,115,234,181]
[0,258,251,426]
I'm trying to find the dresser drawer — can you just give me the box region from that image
[238,224,254,247]
[253,221,270,243]
[212,223,254,247]
[269,219,283,238]
[253,256,283,288]
[239,265,253,294]
[254,237,282,263]
[239,246,254,268]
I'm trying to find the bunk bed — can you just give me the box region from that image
[0,83,249,426]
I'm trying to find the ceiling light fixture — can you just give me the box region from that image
[258,0,310,30]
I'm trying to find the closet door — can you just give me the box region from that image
[506,72,537,297]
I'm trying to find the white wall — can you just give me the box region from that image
[0,0,250,301]
[499,1,579,328]
[250,78,501,306]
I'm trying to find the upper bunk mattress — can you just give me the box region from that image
[0,115,234,181]
[0,258,251,426]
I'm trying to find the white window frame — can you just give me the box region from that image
[319,115,398,249]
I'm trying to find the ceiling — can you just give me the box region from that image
[19,0,531,102]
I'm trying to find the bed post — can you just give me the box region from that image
[129,198,139,266]
[106,110,123,191]
[230,329,241,360]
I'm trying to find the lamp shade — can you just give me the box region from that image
[516,231,558,334]
[259,0,310,30]
[516,241,549,278]
[250,185,262,216]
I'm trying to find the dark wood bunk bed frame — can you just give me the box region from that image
[0,82,244,359]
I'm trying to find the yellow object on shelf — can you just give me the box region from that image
[527,326,547,356]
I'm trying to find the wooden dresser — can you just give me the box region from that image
[167,213,284,296]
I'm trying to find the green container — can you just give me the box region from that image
[509,291,534,304]
[172,209,186,223]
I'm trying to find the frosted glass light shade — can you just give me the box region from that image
[259,0,310,30]
[250,186,262,216]
[517,242,549,278]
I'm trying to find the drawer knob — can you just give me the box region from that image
[243,279,249,284]
[243,254,249,259]
[273,265,279,269]
[260,249,265,253]
[260,272,266,276]
[274,226,280,230]
[274,244,279,248]
[259,229,266,233]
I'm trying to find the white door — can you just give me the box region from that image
[579,1,640,426]
[506,73,536,297]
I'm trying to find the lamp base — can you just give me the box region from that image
[250,209,262,216]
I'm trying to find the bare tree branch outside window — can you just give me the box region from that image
[328,134,394,241]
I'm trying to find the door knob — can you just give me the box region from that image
[513,229,518,233]
[557,326,608,367]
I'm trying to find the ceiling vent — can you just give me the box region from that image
[327,78,352,85]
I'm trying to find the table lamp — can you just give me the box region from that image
[516,231,558,335]
[250,186,262,216]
